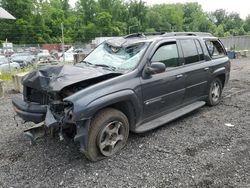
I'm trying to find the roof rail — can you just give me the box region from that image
[124,33,146,39]
[162,32,213,37]
[124,32,166,39]
[143,32,166,36]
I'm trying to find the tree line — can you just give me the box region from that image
[0,0,250,44]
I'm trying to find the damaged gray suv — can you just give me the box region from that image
[12,32,230,161]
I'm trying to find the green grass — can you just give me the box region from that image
[0,66,34,81]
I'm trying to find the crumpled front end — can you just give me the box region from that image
[12,64,119,124]
[12,86,89,151]
[12,87,76,129]
[12,64,121,152]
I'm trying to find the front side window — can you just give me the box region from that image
[151,43,179,68]
[83,42,149,71]
[205,40,226,58]
[181,39,200,64]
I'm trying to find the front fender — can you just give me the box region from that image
[72,89,142,121]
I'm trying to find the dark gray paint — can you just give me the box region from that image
[12,34,231,152]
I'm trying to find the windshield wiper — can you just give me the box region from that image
[94,64,116,71]
[81,60,94,66]
[81,61,116,71]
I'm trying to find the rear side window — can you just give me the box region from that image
[151,43,179,68]
[205,40,226,58]
[180,39,199,64]
[194,40,205,61]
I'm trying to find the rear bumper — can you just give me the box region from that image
[12,97,47,123]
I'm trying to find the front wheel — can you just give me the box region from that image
[85,108,129,161]
[206,78,223,106]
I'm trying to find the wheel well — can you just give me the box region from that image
[217,74,226,88]
[107,101,137,129]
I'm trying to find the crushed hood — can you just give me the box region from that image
[22,64,120,92]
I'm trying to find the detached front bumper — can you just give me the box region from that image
[12,97,47,123]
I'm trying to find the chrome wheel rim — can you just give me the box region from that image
[211,81,221,102]
[97,121,125,157]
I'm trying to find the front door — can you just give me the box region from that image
[140,42,186,119]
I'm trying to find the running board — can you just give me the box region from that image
[135,101,206,133]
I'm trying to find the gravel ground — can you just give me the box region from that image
[1,58,250,188]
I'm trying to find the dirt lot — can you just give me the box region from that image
[0,58,250,188]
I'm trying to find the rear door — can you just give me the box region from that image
[140,41,186,119]
[179,39,210,103]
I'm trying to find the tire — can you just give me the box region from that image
[206,78,223,106]
[84,108,129,161]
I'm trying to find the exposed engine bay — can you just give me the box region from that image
[16,64,121,144]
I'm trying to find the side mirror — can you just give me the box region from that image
[145,62,166,75]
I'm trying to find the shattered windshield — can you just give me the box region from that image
[83,42,149,71]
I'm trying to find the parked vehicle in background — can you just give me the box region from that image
[0,55,9,64]
[11,52,33,58]
[35,56,58,68]
[59,47,74,62]
[36,52,51,61]
[12,32,230,161]
[11,56,30,67]
[74,48,85,53]
[11,53,36,66]
[0,55,20,72]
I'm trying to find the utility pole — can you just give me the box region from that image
[61,23,65,62]
[4,38,11,72]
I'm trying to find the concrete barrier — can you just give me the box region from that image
[0,79,4,98]
[12,72,29,93]
[73,53,87,64]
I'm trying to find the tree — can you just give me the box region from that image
[77,0,98,24]
[215,25,225,37]
[0,0,249,44]
[243,15,250,33]
[95,12,113,36]
[212,9,227,26]
[1,0,34,19]
[127,0,147,30]
[224,12,243,32]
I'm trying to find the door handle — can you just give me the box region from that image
[204,67,209,71]
[176,74,183,79]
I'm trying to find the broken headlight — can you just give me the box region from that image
[50,100,73,119]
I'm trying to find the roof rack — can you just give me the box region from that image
[143,32,166,36]
[124,32,213,39]
[124,33,146,39]
[162,32,213,37]
[124,32,165,39]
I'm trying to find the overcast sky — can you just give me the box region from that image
[69,0,249,19]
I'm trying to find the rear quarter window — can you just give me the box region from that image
[205,40,226,58]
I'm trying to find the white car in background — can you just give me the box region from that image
[59,47,74,62]
[0,55,20,72]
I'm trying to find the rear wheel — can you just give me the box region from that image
[206,78,223,106]
[85,108,129,161]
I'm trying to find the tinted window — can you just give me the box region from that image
[195,40,205,61]
[151,43,179,68]
[181,39,199,64]
[205,40,226,58]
